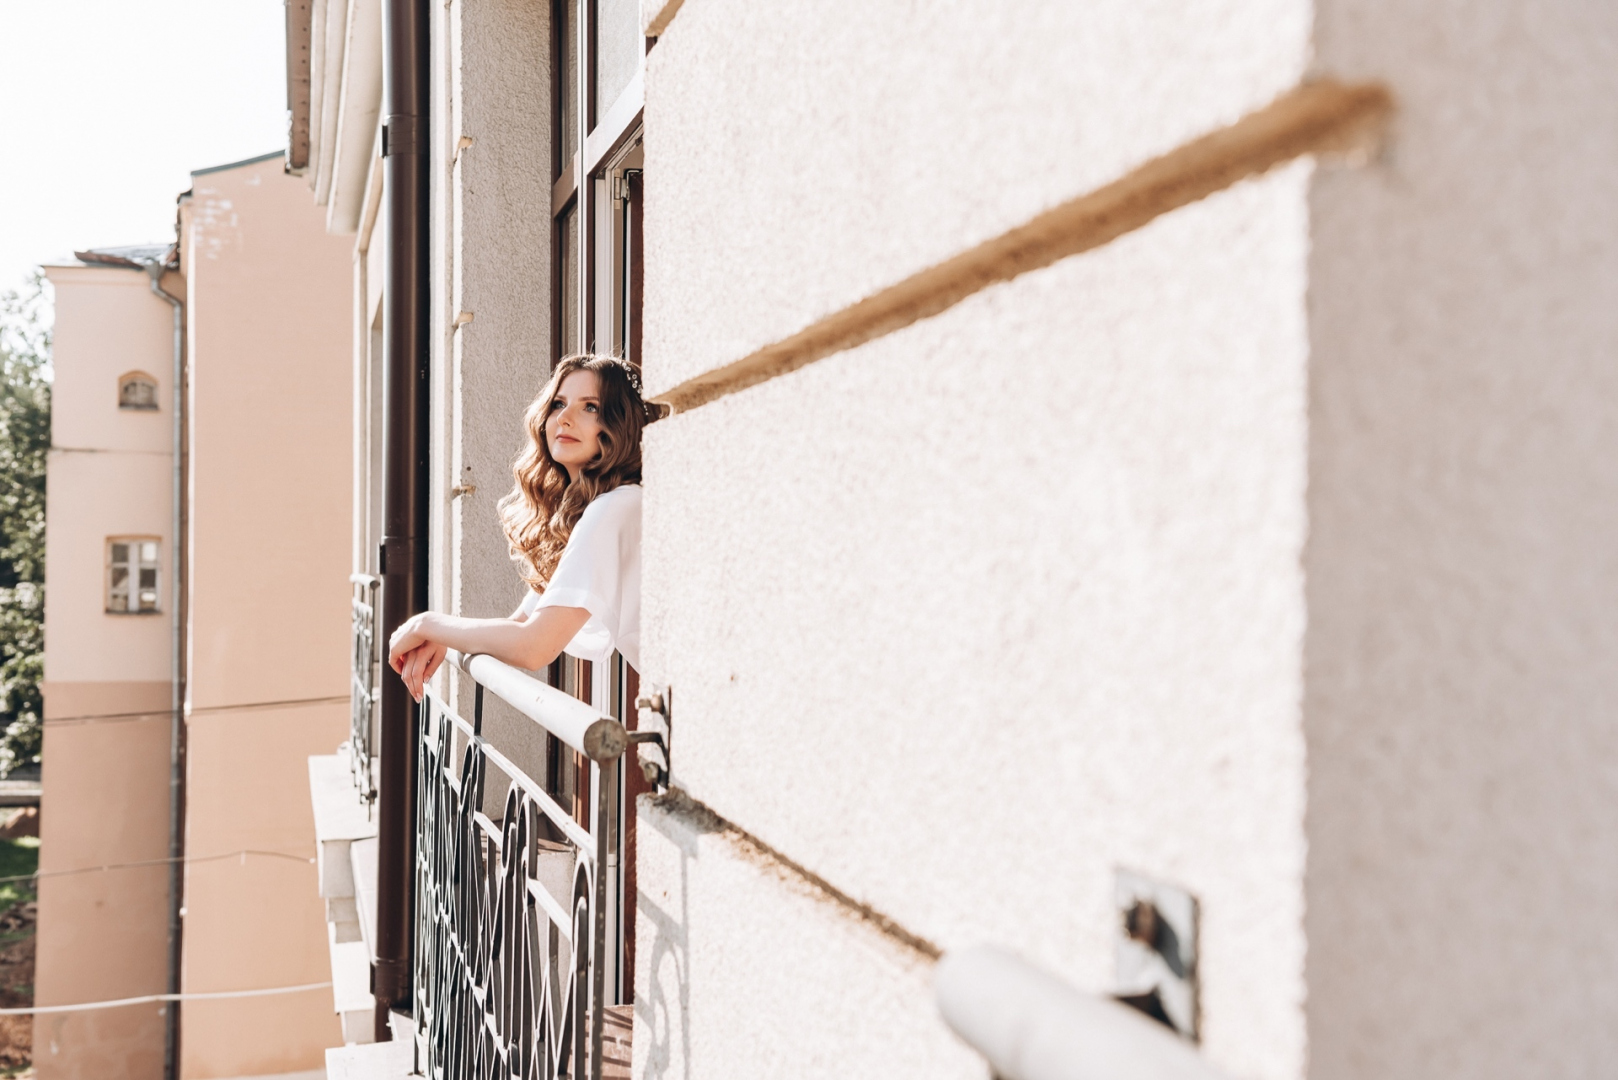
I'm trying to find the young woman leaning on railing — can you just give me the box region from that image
[387,353,647,695]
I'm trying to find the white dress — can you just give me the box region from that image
[517,483,641,673]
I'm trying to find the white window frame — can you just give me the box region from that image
[107,537,161,614]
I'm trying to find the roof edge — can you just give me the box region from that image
[191,150,286,177]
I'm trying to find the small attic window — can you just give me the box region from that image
[119,372,159,411]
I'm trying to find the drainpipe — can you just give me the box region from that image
[373,0,429,1041]
[144,255,187,1080]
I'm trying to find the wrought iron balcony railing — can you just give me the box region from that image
[413,650,633,1080]
[348,574,381,815]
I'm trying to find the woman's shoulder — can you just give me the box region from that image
[589,483,642,512]
[577,482,642,528]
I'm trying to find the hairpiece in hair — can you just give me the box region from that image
[612,357,644,398]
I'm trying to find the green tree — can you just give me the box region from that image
[0,274,50,776]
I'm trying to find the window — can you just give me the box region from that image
[552,0,645,366]
[108,539,161,613]
[119,372,159,411]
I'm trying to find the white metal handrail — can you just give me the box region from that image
[450,649,628,761]
[934,947,1228,1080]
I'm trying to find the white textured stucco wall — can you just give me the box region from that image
[1303,3,1618,1077]
[633,0,1618,1076]
[641,162,1315,1079]
[635,2,1327,1077]
[642,0,1312,396]
[634,799,981,1080]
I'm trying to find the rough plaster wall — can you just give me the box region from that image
[438,0,554,788]
[444,0,552,621]
[641,0,1312,396]
[642,166,1313,1080]
[1303,4,1618,1077]
[634,799,981,1080]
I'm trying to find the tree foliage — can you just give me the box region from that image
[0,274,50,776]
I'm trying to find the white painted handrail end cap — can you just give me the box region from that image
[933,946,1228,1080]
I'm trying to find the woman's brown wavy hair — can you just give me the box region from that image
[499,354,650,590]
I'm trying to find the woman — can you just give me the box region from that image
[387,353,648,700]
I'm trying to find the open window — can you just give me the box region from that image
[118,371,160,411]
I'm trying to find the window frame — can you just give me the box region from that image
[106,536,162,615]
[551,0,646,365]
[118,371,161,412]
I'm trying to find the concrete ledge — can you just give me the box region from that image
[310,755,377,900]
[329,922,374,1041]
[310,755,377,844]
[325,1039,412,1080]
[351,835,378,954]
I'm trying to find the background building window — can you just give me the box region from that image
[118,371,159,410]
[108,539,160,613]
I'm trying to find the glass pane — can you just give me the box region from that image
[109,593,128,613]
[560,204,579,356]
[141,542,159,562]
[111,543,129,564]
[138,591,158,611]
[561,0,578,168]
[111,567,129,588]
[139,568,157,589]
[594,0,640,122]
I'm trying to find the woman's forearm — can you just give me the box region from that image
[418,607,589,671]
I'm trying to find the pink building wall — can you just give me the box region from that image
[176,153,352,1078]
[36,151,355,1079]
[37,260,182,1080]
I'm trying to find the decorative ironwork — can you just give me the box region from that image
[349,574,380,813]
[413,659,625,1080]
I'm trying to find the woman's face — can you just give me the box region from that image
[545,369,604,479]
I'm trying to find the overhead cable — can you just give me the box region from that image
[0,848,314,885]
[0,981,333,1016]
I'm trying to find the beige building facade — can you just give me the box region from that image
[292,1,1618,1078]
[39,249,180,1079]
[38,153,355,1079]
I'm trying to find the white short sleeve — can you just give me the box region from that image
[518,484,641,672]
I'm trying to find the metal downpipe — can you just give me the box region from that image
[145,257,187,1080]
[374,0,430,1041]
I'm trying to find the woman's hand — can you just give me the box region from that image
[395,641,447,703]
[381,605,591,699]
[389,613,447,702]
[388,611,437,667]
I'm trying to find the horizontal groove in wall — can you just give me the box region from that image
[650,78,1392,417]
[650,786,943,964]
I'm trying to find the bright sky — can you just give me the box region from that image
[0,0,288,294]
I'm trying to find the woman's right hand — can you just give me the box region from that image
[389,612,447,702]
[395,641,447,703]
[388,612,437,672]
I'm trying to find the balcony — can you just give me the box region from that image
[311,578,639,1078]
